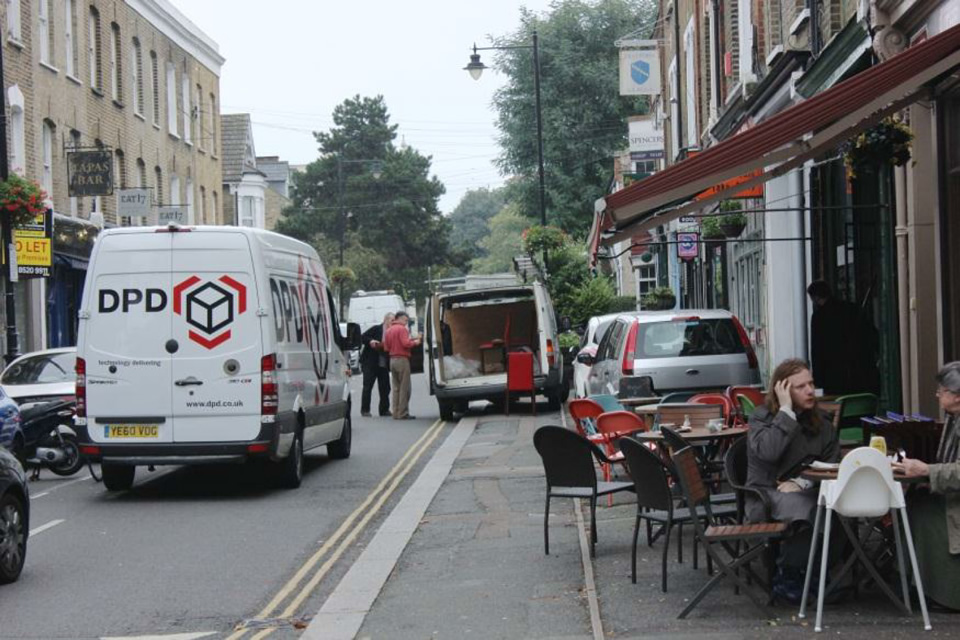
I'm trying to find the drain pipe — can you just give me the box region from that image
[894,166,910,413]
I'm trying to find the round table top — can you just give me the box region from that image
[633,425,749,443]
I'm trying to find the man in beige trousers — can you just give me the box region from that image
[382,311,422,420]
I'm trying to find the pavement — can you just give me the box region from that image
[305,405,959,639]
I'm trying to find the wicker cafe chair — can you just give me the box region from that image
[620,437,712,592]
[671,446,787,619]
[533,426,634,558]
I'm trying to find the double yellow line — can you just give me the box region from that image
[228,418,446,639]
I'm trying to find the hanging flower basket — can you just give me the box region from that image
[842,117,913,177]
[0,174,48,228]
[719,215,747,238]
[522,225,567,256]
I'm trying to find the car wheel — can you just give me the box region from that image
[278,429,304,488]
[101,463,135,491]
[327,412,352,460]
[0,492,26,584]
[49,435,84,477]
[438,399,455,422]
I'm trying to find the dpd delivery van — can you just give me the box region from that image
[75,226,360,491]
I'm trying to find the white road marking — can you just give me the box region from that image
[29,518,65,536]
[31,474,92,499]
[101,634,217,640]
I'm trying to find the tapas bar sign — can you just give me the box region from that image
[67,150,114,197]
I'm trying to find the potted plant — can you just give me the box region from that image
[700,215,725,241]
[842,116,913,177]
[0,174,48,228]
[717,200,747,238]
[642,286,676,311]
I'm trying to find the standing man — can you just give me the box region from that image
[806,280,880,395]
[383,311,422,420]
[359,312,394,417]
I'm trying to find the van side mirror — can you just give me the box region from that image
[576,352,595,366]
[345,322,362,350]
[560,316,572,332]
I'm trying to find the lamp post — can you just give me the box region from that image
[335,155,382,266]
[465,31,547,235]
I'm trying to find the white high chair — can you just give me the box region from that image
[798,447,931,632]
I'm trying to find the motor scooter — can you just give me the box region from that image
[17,399,82,478]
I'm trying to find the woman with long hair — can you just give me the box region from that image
[746,358,839,602]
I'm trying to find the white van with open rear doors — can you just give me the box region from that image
[425,282,566,420]
[74,225,361,491]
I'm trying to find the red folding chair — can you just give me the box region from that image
[568,398,604,438]
[726,386,765,425]
[594,411,648,503]
[505,351,535,416]
[689,393,735,427]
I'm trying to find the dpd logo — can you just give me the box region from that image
[173,275,247,349]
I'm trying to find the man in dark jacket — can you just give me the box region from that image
[360,313,394,417]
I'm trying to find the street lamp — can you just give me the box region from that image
[464,31,547,235]
[336,155,382,266]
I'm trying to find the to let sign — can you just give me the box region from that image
[677,232,699,260]
[12,209,53,278]
[68,150,114,197]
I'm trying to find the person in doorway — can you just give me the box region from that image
[359,312,394,417]
[383,311,422,420]
[746,358,840,603]
[807,280,880,395]
[893,361,960,610]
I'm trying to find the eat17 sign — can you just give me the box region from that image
[677,232,699,260]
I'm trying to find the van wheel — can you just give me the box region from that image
[547,389,562,411]
[0,493,27,584]
[438,400,455,422]
[328,413,352,460]
[101,463,135,491]
[278,430,304,488]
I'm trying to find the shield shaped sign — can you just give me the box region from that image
[631,59,650,85]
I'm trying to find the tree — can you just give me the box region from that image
[470,204,528,274]
[492,0,656,235]
[448,187,507,262]
[276,95,454,304]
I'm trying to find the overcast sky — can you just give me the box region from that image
[170,0,554,214]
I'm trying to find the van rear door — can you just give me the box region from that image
[169,231,263,442]
[83,233,174,444]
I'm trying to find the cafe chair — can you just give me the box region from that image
[619,437,708,592]
[588,393,625,413]
[833,393,880,446]
[798,447,931,633]
[658,391,696,404]
[532,425,634,558]
[568,398,605,437]
[689,393,735,427]
[594,411,646,502]
[671,445,787,619]
[617,375,655,400]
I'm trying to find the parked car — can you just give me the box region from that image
[340,323,361,374]
[572,313,620,398]
[584,309,760,396]
[0,445,28,584]
[0,348,76,408]
[0,388,23,460]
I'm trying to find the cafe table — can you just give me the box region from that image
[633,425,749,444]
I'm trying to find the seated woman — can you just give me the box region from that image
[894,361,960,610]
[746,358,839,602]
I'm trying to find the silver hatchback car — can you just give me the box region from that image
[585,309,760,396]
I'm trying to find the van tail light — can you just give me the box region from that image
[261,354,278,417]
[546,339,555,368]
[75,357,87,420]
[732,317,759,369]
[622,322,638,376]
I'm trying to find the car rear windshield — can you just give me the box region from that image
[636,319,744,359]
[2,353,75,385]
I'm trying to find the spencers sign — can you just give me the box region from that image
[67,150,114,197]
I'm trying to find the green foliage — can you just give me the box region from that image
[609,296,638,312]
[641,286,676,310]
[275,95,454,301]
[448,187,507,263]
[470,204,528,274]
[843,117,913,177]
[522,225,567,255]
[700,215,724,239]
[565,275,617,326]
[0,174,48,227]
[328,266,356,285]
[492,0,657,234]
[558,331,580,349]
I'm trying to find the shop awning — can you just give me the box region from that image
[598,22,960,246]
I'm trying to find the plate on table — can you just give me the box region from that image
[809,461,840,471]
